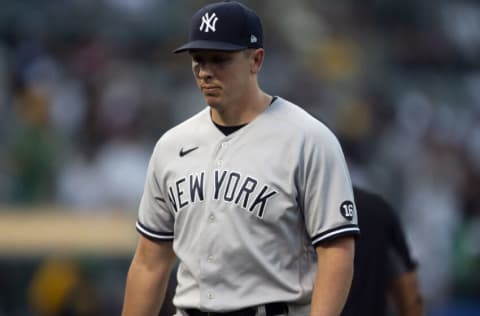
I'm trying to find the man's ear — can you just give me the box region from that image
[250,49,264,74]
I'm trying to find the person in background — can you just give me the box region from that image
[341,186,424,316]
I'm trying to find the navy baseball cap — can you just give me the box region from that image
[173,1,263,53]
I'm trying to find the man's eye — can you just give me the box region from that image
[212,57,229,64]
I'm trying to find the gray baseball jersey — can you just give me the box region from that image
[136,97,359,311]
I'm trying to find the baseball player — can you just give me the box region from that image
[122,1,360,316]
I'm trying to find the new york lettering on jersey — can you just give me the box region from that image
[167,169,277,218]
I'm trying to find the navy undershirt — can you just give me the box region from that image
[214,123,247,136]
[214,96,277,136]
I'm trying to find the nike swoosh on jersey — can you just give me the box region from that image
[179,146,199,157]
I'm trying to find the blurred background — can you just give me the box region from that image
[0,0,479,315]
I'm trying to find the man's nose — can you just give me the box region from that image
[197,63,213,80]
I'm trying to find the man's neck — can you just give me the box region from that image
[211,91,272,126]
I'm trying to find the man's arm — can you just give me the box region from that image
[122,235,176,316]
[389,271,424,316]
[310,236,355,316]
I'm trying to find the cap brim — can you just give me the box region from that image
[173,40,246,54]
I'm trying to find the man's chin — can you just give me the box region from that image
[204,95,221,108]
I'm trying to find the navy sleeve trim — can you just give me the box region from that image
[311,224,360,247]
[136,221,174,241]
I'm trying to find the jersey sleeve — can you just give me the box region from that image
[136,143,175,241]
[299,129,360,247]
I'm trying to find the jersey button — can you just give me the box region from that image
[208,215,215,223]
[217,159,223,167]
[207,292,214,300]
[207,255,215,262]
[221,142,228,148]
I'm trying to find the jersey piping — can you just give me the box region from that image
[136,220,174,241]
[311,224,359,247]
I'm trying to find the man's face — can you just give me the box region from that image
[190,50,252,108]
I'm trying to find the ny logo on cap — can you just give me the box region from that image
[199,12,218,32]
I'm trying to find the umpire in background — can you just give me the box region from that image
[342,186,425,316]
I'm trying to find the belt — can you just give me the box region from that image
[185,302,288,316]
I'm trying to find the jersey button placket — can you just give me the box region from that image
[216,140,229,167]
[201,139,227,308]
[207,292,214,300]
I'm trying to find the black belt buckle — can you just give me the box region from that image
[265,302,288,316]
[185,302,288,316]
[185,307,256,316]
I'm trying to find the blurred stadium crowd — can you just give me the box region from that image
[0,0,479,315]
